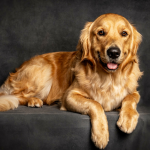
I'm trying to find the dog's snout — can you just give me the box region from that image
[107,47,121,59]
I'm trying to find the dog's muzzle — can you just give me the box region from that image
[106,47,121,70]
[98,46,121,71]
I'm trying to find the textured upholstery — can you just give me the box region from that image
[0,105,150,150]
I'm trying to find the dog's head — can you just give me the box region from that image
[77,13,142,73]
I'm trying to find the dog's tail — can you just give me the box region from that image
[0,81,19,111]
[0,95,19,111]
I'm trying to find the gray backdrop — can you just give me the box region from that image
[0,0,149,107]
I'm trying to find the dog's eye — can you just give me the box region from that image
[98,30,105,36]
[121,31,128,37]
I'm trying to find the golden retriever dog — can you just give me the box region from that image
[0,13,142,149]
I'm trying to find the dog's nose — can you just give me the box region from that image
[107,47,121,59]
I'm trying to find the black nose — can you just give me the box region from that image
[107,47,121,59]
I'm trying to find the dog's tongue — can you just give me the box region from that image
[107,63,118,70]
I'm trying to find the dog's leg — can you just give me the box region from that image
[61,89,109,149]
[117,91,140,133]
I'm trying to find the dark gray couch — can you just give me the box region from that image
[0,105,150,150]
[0,0,150,150]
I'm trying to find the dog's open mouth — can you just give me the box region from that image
[100,59,118,71]
[107,63,118,70]
[98,52,119,71]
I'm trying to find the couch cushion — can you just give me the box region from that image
[0,105,149,150]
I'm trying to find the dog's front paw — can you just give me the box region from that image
[91,120,109,149]
[117,108,139,134]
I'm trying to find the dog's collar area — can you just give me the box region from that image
[97,51,119,71]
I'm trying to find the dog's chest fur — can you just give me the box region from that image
[89,73,128,111]
[78,70,129,111]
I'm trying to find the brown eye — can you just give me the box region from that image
[121,31,128,37]
[98,30,105,36]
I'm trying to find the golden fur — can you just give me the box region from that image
[0,13,142,149]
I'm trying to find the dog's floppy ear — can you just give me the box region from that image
[77,22,95,65]
[130,25,142,55]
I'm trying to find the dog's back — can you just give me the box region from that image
[0,51,77,111]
